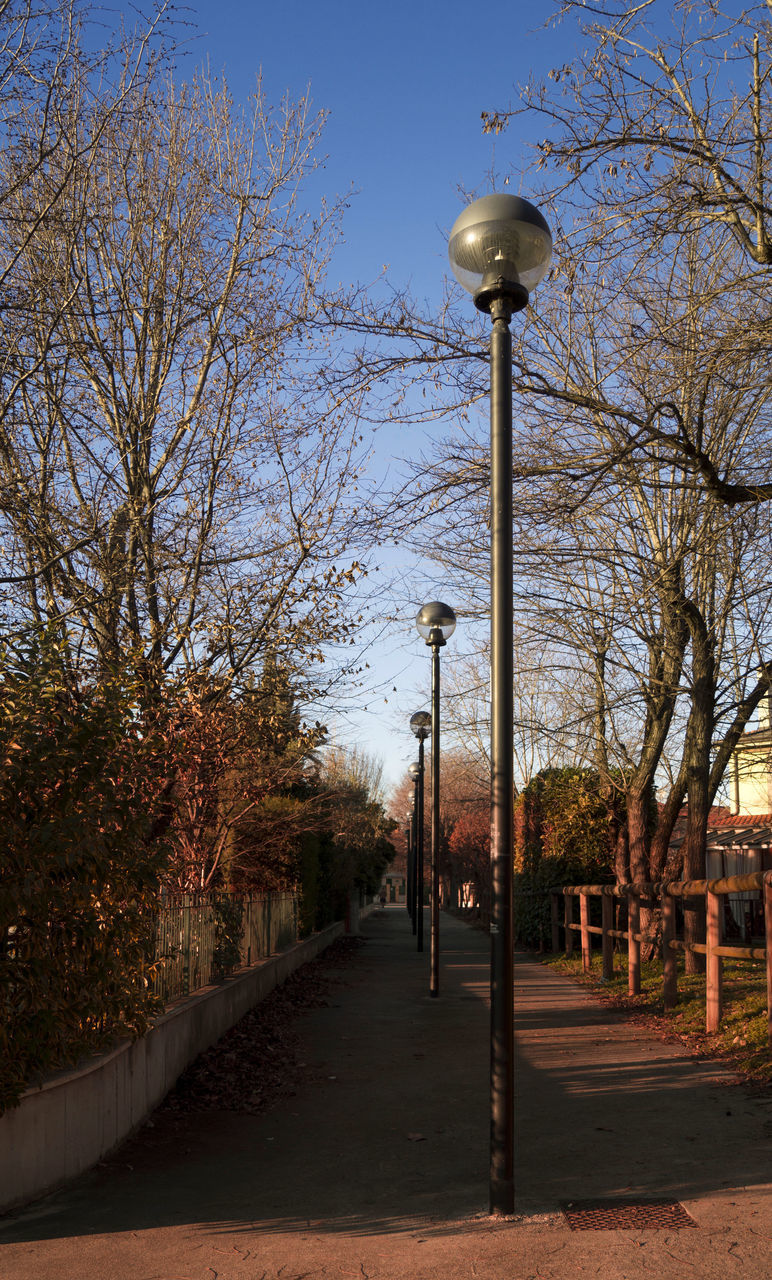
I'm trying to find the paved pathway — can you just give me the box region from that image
[1,907,771,1278]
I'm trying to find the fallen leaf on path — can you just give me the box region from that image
[158,936,365,1117]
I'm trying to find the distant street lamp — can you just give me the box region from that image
[415,602,457,997]
[448,194,552,1215]
[409,711,431,951]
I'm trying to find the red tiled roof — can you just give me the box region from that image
[663,804,772,829]
[708,811,772,828]
[663,804,732,821]
[666,805,772,851]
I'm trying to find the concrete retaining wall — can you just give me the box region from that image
[0,921,345,1214]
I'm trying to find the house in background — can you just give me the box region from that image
[671,702,772,936]
[668,808,771,937]
[380,871,406,903]
[729,691,772,815]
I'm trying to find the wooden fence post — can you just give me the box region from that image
[580,893,591,972]
[706,884,722,1033]
[602,891,614,981]
[628,890,641,996]
[551,893,560,953]
[662,889,677,1010]
[564,892,573,958]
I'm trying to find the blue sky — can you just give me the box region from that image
[179,0,585,795]
[183,1,581,298]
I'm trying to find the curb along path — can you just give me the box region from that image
[1,907,771,1280]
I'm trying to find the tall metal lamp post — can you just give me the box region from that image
[407,760,421,944]
[415,602,457,997]
[448,194,552,1215]
[409,711,431,951]
[405,807,414,920]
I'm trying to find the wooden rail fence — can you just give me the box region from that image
[550,871,772,1042]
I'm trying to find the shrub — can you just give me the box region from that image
[513,767,620,947]
[210,894,246,978]
[0,637,170,1112]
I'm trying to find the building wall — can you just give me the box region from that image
[380,873,406,903]
[732,736,772,814]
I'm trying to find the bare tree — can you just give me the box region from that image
[482,0,772,503]
[0,2,175,450]
[386,198,772,948]
[440,642,598,793]
[0,40,369,693]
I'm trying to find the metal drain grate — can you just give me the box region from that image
[562,1199,697,1231]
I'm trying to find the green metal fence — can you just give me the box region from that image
[152,892,298,1004]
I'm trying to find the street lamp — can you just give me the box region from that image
[408,760,421,945]
[415,602,457,998]
[409,757,422,942]
[405,807,414,921]
[409,711,431,951]
[448,193,552,1216]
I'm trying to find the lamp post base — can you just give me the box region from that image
[489,1177,515,1217]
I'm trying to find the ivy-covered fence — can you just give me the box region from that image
[2,889,299,1115]
[153,891,297,1002]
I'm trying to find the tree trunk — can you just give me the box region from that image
[627,791,650,883]
[650,758,689,879]
[682,766,710,974]
[681,603,715,973]
[613,823,630,885]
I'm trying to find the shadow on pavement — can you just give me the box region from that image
[1,911,770,1248]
